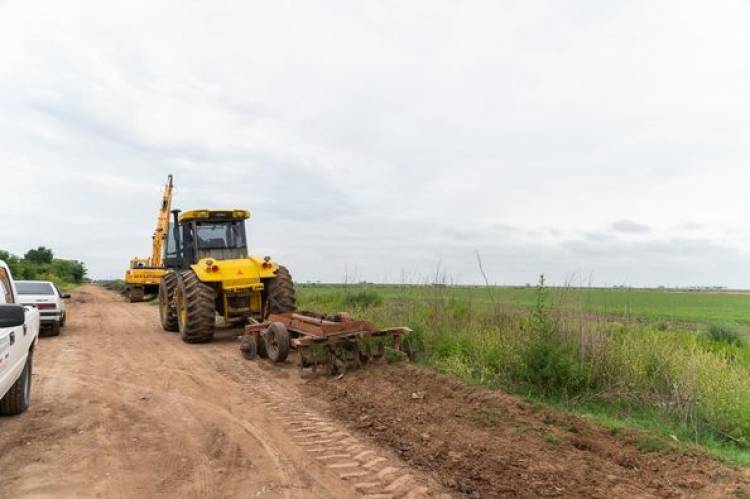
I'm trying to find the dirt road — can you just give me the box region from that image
[0,285,444,498]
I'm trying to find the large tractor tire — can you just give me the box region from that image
[265,266,296,315]
[159,273,179,332]
[175,270,215,343]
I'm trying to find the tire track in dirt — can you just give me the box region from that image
[0,285,449,499]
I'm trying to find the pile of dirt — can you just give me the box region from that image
[304,364,749,498]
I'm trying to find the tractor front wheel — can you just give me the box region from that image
[175,271,215,343]
[159,273,179,332]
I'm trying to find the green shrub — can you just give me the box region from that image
[705,322,745,347]
[343,290,383,309]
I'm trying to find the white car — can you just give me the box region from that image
[0,261,40,415]
[16,281,70,336]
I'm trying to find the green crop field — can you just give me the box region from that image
[299,284,750,325]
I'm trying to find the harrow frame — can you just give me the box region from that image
[239,311,413,375]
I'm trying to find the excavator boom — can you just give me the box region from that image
[151,174,174,267]
[124,174,175,302]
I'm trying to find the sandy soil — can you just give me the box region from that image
[0,285,444,498]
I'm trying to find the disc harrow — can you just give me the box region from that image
[240,311,412,375]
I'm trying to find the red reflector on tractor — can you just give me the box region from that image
[211,265,219,272]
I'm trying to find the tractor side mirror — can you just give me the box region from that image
[0,304,25,328]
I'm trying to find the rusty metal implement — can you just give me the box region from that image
[239,311,413,375]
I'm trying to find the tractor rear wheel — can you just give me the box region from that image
[175,271,215,343]
[266,266,296,315]
[159,273,179,332]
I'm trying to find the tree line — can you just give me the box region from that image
[0,247,87,286]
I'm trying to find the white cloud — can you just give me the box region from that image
[1,0,750,287]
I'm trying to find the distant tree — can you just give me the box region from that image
[24,246,54,265]
[2,247,86,284]
[0,250,21,276]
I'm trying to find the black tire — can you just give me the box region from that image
[265,266,296,315]
[49,321,60,337]
[263,322,290,363]
[175,270,215,343]
[59,312,66,328]
[0,352,32,415]
[257,333,268,358]
[159,273,179,332]
[239,334,258,360]
[128,286,145,303]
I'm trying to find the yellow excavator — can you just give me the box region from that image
[124,174,174,302]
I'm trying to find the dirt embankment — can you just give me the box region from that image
[304,366,750,498]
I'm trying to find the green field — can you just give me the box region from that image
[297,283,750,464]
[299,284,750,325]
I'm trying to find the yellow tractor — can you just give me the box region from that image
[124,175,174,302]
[158,208,296,343]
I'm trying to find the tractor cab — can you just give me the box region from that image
[165,209,250,270]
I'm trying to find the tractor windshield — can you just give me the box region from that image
[196,222,246,249]
[194,220,248,260]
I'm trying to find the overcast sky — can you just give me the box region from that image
[1,1,749,287]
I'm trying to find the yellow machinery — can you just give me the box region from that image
[158,209,296,343]
[124,175,174,302]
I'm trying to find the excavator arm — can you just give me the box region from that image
[150,174,174,267]
[124,174,174,303]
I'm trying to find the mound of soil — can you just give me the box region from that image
[304,364,749,498]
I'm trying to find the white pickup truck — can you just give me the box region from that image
[0,261,40,415]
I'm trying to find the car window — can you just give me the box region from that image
[16,282,55,295]
[0,269,13,304]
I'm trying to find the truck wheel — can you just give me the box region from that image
[176,270,215,343]
[159,273,179,332]
[263,322,290,363]
[128,286,145,303]
[0,352,32,415]
[50,321,60,336]
[265,266,296,314]
[59,312,66,328]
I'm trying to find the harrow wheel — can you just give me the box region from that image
[263,322,290,363]
[239,334,258,360]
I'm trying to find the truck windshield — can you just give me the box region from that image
[196,222,246,250]
[16,282,55,295]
